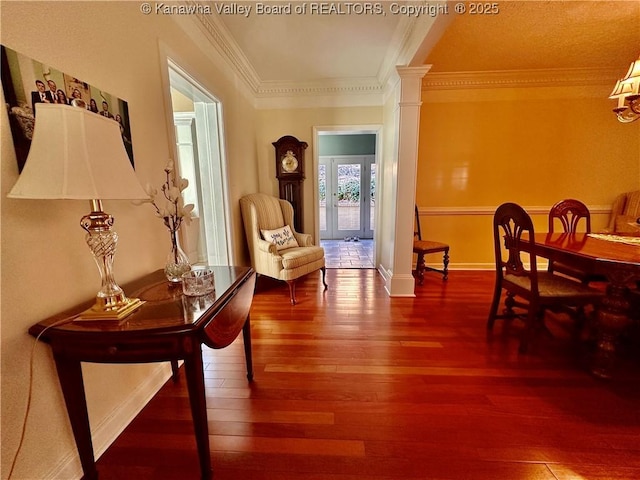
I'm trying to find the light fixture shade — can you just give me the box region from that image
[623,60,640,81]
[8,103,148,200]
[609,79,635,98]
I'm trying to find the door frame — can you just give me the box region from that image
[167,60,232,266]
[312,125,381,246]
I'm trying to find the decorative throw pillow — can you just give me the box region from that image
[261,225,299,250]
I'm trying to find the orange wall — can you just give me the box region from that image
[416,82,640,268]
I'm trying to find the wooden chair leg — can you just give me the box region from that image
[416,253,425,285]
[321,267,328,290]
[487,282,502,331]
[287,280,296,305]
[442,249,450,280]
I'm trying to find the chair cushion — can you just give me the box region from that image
[280,246,325,269]
[413,240,449,253]
[261,225,299,250]
[505,272,602,299]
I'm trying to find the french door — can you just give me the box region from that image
[319,155,375,240]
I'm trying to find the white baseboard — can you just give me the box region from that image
[425,263,495,270]
[46,363,172,479]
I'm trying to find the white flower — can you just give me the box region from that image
[157,206,170,218]
[139,160,192,235]
[181,203,195,217]
[166,186,181,203]
[182,205,194,226]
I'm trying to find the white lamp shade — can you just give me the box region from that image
[8,103,148,200]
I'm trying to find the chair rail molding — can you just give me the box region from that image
[417,205,612,216]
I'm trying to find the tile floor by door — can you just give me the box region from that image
[320,239,374,269]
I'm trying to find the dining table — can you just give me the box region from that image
[532,232,640,378]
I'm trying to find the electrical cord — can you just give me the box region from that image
[7,317,76,480]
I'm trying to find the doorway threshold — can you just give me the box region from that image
[320,239,374,269]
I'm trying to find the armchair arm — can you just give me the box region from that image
[294,232,313,247]
[256,238,280,255]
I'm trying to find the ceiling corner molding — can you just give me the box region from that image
[423,67,621,91]
[377,16,418,87]
[256,78,383,98]
[191,7,261,93]
[254,78,385,108]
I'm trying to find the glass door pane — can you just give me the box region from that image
[319,155,374,240]
[370,163,376,231]
[318,163,327,233]
[337,162,361,234]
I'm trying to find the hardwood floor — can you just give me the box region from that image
[96,270,640,479]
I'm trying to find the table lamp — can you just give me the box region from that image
[8,103,148,320]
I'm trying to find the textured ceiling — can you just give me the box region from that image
[215,1,640,87]
[424,0,640,72]
[217,6,403,82]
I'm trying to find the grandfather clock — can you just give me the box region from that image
[273,135,307,232]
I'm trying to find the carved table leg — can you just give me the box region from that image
[170,359,180,382]
[591,278,632,379]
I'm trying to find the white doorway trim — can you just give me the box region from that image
[312,125,382,266]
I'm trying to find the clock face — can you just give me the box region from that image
[281,151,299,173]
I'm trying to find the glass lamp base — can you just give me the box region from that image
[78,200,146,322]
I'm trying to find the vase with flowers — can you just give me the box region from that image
[146,160,194,283]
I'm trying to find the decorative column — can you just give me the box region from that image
[385,65,431,297]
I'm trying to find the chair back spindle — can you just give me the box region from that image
[548,199,591,234]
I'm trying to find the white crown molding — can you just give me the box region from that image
[255,77,384,98]
[192,7,261,93]
[254,78,385,109]
[423,67,621,91]
[378,16,419,86]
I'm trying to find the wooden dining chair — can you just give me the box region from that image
[487,202,603,353]
[548,199,602,283]
[413,205,449,284]
[549,198,591,233]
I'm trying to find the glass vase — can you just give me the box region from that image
[165,230,191,283]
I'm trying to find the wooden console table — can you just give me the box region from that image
[29,266,256,480]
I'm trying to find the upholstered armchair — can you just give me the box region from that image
[240,193,327,305]
[604,190,640,233]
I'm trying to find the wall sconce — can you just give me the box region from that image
[8,103,148,320]
[609,56,640,123]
